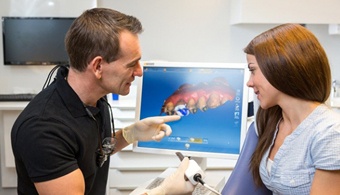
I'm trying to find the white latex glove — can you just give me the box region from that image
[122,115,181,144]
[147,157,195,195]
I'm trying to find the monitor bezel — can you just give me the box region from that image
[133,61,249,159]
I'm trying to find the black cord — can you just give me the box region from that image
[100,97,116,138]
[42,64,69,90]
[194,173,204,185]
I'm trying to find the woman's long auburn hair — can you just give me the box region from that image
[244,23,331,187]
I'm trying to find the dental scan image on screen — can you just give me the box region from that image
[133,62,249,159]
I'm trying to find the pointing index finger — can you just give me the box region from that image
[160,115,181,123]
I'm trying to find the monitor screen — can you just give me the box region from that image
[133,62,249,159]
[2,17,75,65]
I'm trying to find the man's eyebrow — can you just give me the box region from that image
[128,58,141,66]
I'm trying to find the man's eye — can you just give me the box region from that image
[128,62,138,68]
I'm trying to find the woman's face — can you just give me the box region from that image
[246,54,280,109]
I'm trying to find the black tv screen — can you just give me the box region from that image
[2,17,75,65]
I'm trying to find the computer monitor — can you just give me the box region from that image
[133,62,249,160]
[2,17,75,65]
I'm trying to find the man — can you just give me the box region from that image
[11,8,194,195]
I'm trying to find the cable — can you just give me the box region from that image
[42,64,69,90]
[194,174,222,195]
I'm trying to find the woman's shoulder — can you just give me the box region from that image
[303,104,340,134]
[311,104,340,123]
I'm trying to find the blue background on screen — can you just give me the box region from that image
[137,66,245,155]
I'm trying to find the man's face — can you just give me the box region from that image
[101,30,142,96]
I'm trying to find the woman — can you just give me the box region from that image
[246,23,340,194]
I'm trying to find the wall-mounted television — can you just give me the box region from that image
[2,17,75,65]
[134,62,249,160]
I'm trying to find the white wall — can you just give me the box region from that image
[98,0,340,83]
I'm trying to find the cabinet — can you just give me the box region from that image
[0,102,27,188]
[231,0,340,24]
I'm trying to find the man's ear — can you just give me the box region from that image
[90,56,103,80]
